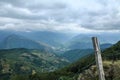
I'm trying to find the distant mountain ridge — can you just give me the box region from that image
[15,31,73,47]
[0,30,119,50]
[0,34,53,53]
[66,34,114,50]
[0,30,118,54]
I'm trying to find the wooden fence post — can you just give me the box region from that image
[92,37,105,80]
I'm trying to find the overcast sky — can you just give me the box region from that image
[0,0,120,33]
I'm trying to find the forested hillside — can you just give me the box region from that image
[0,48,69,80]
[3,41,120,80]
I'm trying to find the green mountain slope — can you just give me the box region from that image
[25,41,120,80]
[1,41,120,80]
[0,48,69,76]
[60,44,112,62]
[59,41,120,80]
[61,49,93,62]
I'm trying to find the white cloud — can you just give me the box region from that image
[0,0,120,33]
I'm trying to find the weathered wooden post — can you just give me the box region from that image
[92,37,105,80]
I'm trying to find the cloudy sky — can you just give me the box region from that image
[0,0,120,33]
